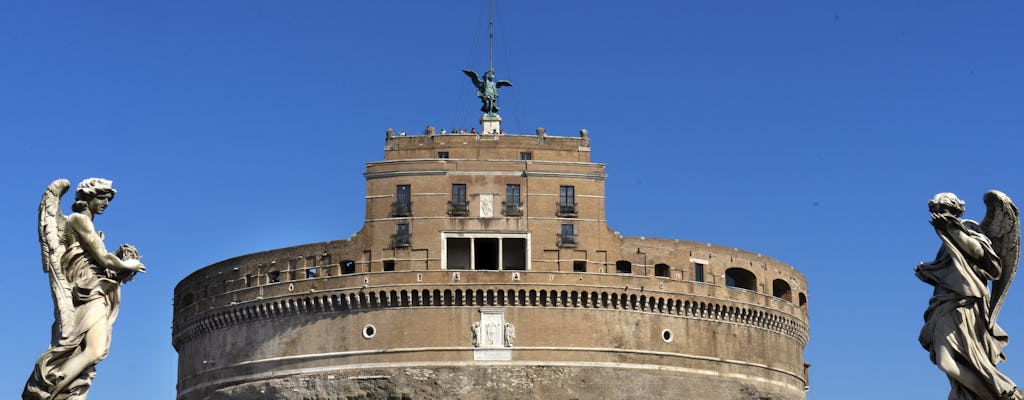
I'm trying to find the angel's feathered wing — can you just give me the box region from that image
[496,80,512,88]
[462,69,483,90]
[39,179,73,344]
[981,189,1020,328]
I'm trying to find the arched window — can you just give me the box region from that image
[799,292,808,310]
[725,268,757,291]
[615,260,632,274]
[654,263,671,278]
[772,279,793,302]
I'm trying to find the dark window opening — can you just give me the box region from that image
[438,151,449,159]
[573,260,587,273]
[694,263,705,282]
[307,267,318,278]
[342,260,356,274]
[520,152,532,160]
[446,238,471,270]
[725,268,758,291]
[654,263,671,278]
[475,238,499,270]
[383,260,395,272]
[772,279,793,302]
[449,184,469,216]
[245,274,254,287]
[392,185,412,217]
[502,238,527,270]
[558,186,577,217]
[799,293,808,310]
[268,271,281,283]
[503,184,523,216]
[446,236,527,270]
[180,293,195,309]
[616,260,632,274]
[392,223,411,248]
[558,224,577,247]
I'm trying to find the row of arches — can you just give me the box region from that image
[607,262,808,310]
[174,287,809,348]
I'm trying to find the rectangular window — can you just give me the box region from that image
[520,152,532,160]
[506,184,521,205]
[449,184,469,216]
[438,151,449,159]
[341,260,356,275]
[558,224,576,247]
[573,260,586,273]
[559,186,575,206]
[694,263,705,282]
[397,185,410,204]
[383,260,395,272]
[558,185,577,217]
[392,223,411,247]
[393,184,412,217]
[443,233,530,271]
[289,259,299,280]
[503,184,522,216]
[446,238,472,270]
[452,184,467,205]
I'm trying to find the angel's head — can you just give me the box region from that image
[73,178,116,215]
[928,192,965,217]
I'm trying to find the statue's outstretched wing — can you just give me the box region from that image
[496,80,512,88]
[981,189,1020,327]
[39,179,73,343]
[462,69,483,89]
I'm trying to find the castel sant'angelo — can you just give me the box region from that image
[172,30,810,400]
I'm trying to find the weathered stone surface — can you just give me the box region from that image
[205,366,799,400]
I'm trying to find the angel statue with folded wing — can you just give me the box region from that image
[462,68,511,115]
[916,191,1022,400]
[23,178,145,400]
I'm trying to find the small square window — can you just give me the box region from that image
[438,151,449,159]
[573,260,586,273]
[520,152,532,160]
[383,260,395,272]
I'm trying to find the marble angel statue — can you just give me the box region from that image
[24,178,145,400]
[916,191,1021,400]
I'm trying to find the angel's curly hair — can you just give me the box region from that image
[929,192,965,217]
[72,178,116,213]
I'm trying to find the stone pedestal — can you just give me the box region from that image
[480,114,502,135]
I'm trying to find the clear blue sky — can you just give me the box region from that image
[2,2,1022,399]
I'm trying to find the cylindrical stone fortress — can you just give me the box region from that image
[173,132,809,400]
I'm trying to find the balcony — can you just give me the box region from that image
[448,201,469,217]
[391,201,412,217]
[390,233,411,248]
[556,202,578,218]
[502,201,523,217]
[556,234,577,248]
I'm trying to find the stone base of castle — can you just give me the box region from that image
[196,365,803,400]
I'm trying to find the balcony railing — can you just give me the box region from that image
[391,201,412,217]
[448,201,469,217]
[390,233,411,248]
[556,234,578,248]
[502,201,523,217]
[557,202,578,217]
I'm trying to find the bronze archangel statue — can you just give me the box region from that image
[24,178,146,400]
[917,191,1021,400]
[463,68,511,115]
